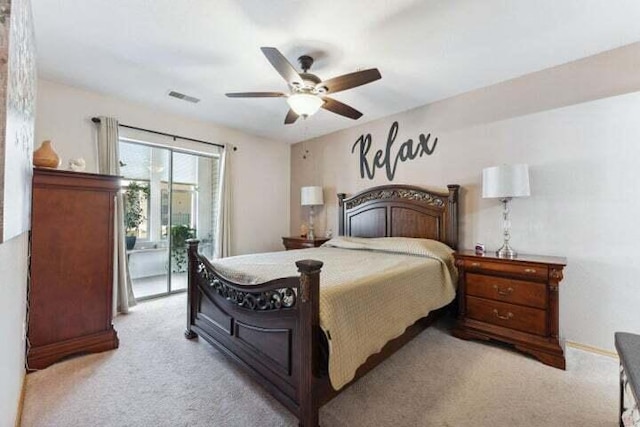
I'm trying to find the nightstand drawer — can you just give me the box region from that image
[282,237,330,251]
[291,241,315,249]
[462,259,548,281]
[466,296,546,336]
[466,273,547,309]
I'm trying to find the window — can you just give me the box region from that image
[122,179,150,240]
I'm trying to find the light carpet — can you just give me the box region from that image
[21,294,618,426]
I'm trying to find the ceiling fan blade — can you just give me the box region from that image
[225,92,285,98]
[260,47,303,86]
[319,68,381,94]
[284,109,299,125]
[321,97,363,120]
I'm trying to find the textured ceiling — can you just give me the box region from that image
[32,0,640,143]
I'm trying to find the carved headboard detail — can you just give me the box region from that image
[337,184,460,249]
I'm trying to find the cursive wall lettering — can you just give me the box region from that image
[351,121,438,181]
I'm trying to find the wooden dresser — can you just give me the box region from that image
[281,236,330,250]
[27,169,120,370]
[452,250,567,369]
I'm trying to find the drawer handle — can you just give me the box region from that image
[493,285,514,296]
[470,262,481,267]
[524,268,537,274]
[492,309,514,320]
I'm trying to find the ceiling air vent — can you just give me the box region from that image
[168,91,200,103]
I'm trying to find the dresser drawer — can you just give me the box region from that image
[462,259,548,281]
[466,296,546,336]
[466,273,547,309]
[290,241,315,249]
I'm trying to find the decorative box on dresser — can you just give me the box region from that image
[27,168,120,370]
[281,236,330,250]
[452,250,567,369]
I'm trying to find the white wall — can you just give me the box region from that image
[291,43,640,352]
[0,233,29,427]
[36,79,290,255]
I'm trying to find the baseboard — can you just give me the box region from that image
[566,340,617,359]
[14,372,26,427]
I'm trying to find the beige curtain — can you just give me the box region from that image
[96,116,136,313]
[214,144,232,258]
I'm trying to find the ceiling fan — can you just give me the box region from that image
[225,47,382,125]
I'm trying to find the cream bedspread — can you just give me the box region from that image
[209,236,457,390]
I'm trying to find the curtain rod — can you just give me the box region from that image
[91,117,234,151]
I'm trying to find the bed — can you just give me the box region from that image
[185,184,460,426]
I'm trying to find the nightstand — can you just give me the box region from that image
[452,250,567,369]
[282,236,330,250]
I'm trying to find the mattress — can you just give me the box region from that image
[209,236,457,390]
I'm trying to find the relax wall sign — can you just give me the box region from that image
[351,121,438,181]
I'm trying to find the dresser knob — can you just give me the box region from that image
[470,262,481,267]
[492,309,514,320]
[524,268,537,274]
[493,285,514,296]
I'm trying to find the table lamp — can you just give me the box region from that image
[301,186,324,240]
[482,164,530,258]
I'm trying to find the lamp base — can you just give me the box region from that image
[496,197,517,259]
[496,243,517,259]
[308,206,315,241]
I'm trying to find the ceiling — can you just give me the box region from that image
[32,0,640,144]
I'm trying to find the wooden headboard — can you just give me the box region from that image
[337,184,460,250]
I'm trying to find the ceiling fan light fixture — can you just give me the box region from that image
[287,93,323,117]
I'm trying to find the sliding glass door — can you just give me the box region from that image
[169,152,218,292]
[120,140,219,300]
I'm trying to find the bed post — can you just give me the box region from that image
[337,193,346,236]
[446,185,460,250]
[184,239,200,339]
[295,259,323,427]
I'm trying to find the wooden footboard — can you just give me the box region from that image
[185,239,322,426]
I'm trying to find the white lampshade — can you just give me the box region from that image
[301,186,324,206]
[287,93,324,117]
[482,164,530,199]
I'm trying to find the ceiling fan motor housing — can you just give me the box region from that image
[295,72,325,94]
[291,55,327,94]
